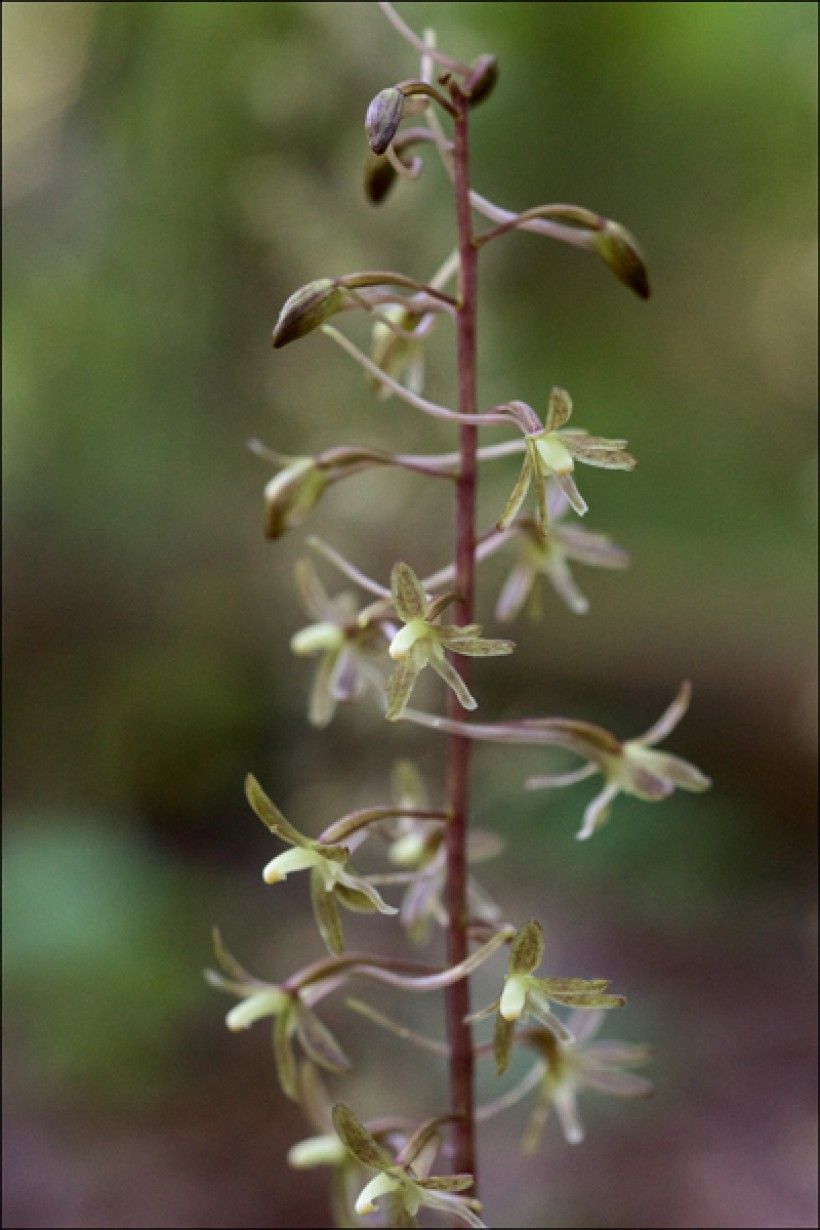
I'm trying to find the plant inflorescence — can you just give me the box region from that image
[208,5,710,1225]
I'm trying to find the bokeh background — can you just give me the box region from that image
[3,3,817,1227]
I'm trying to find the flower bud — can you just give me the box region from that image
[365,87,404,156]
[594,221,650,300]
[287,1133,347,1170]
[264,458,326,539]
[364,151,398,204]
[272,278,348,348]
[464,55,498,106]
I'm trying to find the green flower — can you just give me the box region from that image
[526,682,711,840]
[496,492,629,620]
[479,1011,652,1152]
[264,456,328,540]
[204,930,351,1101]
[333,1104,485,1228]
[498,388,636,528]
[469,921,625,1076]
[290,560,384,728]
[245,774,397,955]
[386,562,514,720]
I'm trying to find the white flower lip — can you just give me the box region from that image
[263,846,319,884]
[389,618,429,660]
[500,974,528,1021]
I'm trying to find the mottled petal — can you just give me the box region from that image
[441,634,515,657]
[521,1094,551,1155]
[391,561,428,621]
[497,453,533,529]
[544,386,573,432]
[273,1007,299,1101]
[333,1103,394,1171]
[386,648,426,721]
[493,1011,516,1075]
[638,681,692,745]
[509,919,545,975]
[245,774,309,847]
[577,782,620,841]
[310,867,344,955]
[418,1175,475,1194]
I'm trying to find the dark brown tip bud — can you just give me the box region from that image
[365,87,404,155]
[594,221,651,300]
[463,54,498,106]
[364,152,398,205]
[272,279,346,348]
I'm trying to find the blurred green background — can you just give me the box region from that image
[3,2,817,1227]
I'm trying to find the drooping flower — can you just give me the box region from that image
[468,921,625,1075]
[290,559,385,728]
[496,490,629,620]
[263,455,329,540]
[245,774,397,955]
[333,1103,486,1228]
[522,1011,653,1150]
[497,387,636,526]
[204,930,350,1101]
[526,681,712,840]
[386,562,514,720]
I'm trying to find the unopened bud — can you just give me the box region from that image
[594,221,650,300]
[364,152,398,205]
[272,279,347,347]
[365,87,404,155]
[464,55,498,106]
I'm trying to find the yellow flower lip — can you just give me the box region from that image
[389,618,430,660]
[534,432,575,476]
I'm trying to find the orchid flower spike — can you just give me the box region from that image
[386,561,514,720]
[498,387,636,526]
[245,774,397,956]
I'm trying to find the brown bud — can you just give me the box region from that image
[363,152,397,205]
[594,221,651,300]
[464,55,498,106]
[365,87,404,155]
[272,279,346,348]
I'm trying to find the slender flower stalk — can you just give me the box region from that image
[209,7,709,1227]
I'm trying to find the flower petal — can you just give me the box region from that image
[386,647,426,721]
[497,453,533,529]
[295,558,332,620]
[391,561,428,621]
[245,774,309,847]
[493,1011,516,1076]
[308,650,341,728]
[495,560,536,623]
[645,750,711,792]
[427,653,478,711]
[638,681,692,745]
[336,868,399,915]
[310,867,344,955]
[332,1103,395,1171]
[556,525,630,569]
[273,1007,299,1101]
[576,782,620,841]
[295,1002,351,1073]
[547,556,590,614]
[354,1171,402,1216]
[525,993,575,1042]
[555,472,588,516]
[544,387,573,433]
[417,1190,486,1229]
[554,1085,585,1144]
[440,634,515,657]
[583,1040,652,1067]
[526,764,598,790]
[418,1175,475,1194]
[581,1066,653,1097]
[508,919,545,976]
[566,1007,606,1044]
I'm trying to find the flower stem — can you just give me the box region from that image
[445,85,478,1184]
